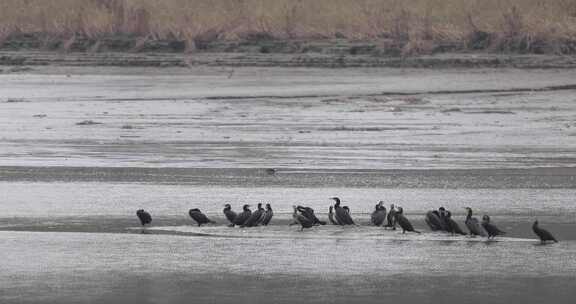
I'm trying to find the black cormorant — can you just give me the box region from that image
[243,203,265,227]
[371,201,387,226]
[342,206,356,225]
[394,207,421,234]
[481,215,506,239]
[532,220,558,244]
[331,197,354,225]
[292,205,314,231]
[438,207,450,231]
[425,210,444,231]
[223,204,237,227]
[297,206,326,225]
[445,211,466,235]
[328,206,340,225]
[233,204,252,226]
[136,209,152,226]
[260,203,274,226]
[384,204,397,230]
[188,208,214,226]
[464,207,486,237]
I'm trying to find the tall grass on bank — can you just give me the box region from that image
[1,0,576,54]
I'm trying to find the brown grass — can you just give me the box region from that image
[1,0,576,54]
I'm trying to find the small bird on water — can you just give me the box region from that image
[532,220,558,244]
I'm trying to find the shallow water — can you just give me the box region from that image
[1,67,576,169]
[2,66,576,303]
[1,180,575,304]
[1,227,575,304]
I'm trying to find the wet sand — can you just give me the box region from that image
[1,166,576,188]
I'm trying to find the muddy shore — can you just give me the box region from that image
[1,166,575,189]
[2,50,576,69]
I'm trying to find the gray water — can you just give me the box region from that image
[1,180,575,304]
[1,230,575,304]
[1,66,576,303]
[1,67,576,169]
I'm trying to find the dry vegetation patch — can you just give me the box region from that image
[1,0,576,55]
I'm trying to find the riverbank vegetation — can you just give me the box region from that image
[1,0,576,55]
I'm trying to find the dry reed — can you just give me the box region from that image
[1,0,576,54]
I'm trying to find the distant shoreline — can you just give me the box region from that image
[2,49,576,69]
[2,33,576,69]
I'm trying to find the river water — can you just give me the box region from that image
[1,66,575,303]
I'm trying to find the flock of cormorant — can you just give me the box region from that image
[136,196,559,244]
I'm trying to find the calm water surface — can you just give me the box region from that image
[2,67,576,303]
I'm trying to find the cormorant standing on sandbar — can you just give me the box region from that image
[243,203,265,227]
[223,204,237,227]
[438,207,450,231]
[188,208,214,226]
[425,210,444,231]
[292,205,314,231]
[532,220,558,244]
[384,204,397,230]
[233,204,252,227]
[328,206,340,225]
[445,211,466,235]
[331,197,354,225]
[481,215,506,239]
[464,207,486,237]
[260,203,274,226]
[297,206,326,225]
[136,209,152,226]
[342,206,356,225]
[371,201,387,226]
[394,207,421,234]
